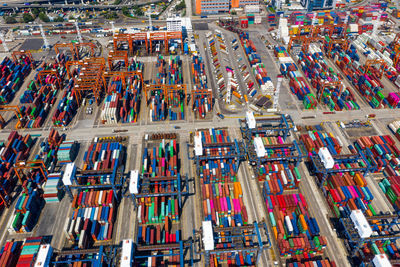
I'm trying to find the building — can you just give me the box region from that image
[196,0,259,14]
[167,17,192,35]
[167,17,182,32]
[300,0,337,11]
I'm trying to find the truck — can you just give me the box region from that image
[112,129,128,133]
[201,15,208,18]
[216,113,225,119]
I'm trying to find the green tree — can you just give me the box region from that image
[69,15,74,20]
[230,10,236,15]
[31,8,40,17]
[122,7,130,17]
[4,16,17,24]
[175,1,186,11]
[53,16,64,22]
[38,12,50,22]
[22,13,34,23]
[133,7,144,16]
[113,0,121,4]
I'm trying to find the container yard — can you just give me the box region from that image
[0,2,400,266]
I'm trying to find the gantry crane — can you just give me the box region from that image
[107,50,128,70]
[363,59,387,79]
[74,42,97,60]
[0,105,24,129]
[72,58,106,105]
[166,31,183,53]
[324,37,349,57]
[287,35,322,54]
[37,70,62,89]
[12,50,34,68]
[149,32,167,54]
[14,160,48,194]
[113,33,133,55]
[391,32,400,53]
[144,84,187,106]
[54,43,76,59]
[102,70,143,93]
[317,80,343,102]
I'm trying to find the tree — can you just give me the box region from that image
[53,16,64,22]
[285,0,289,4]
[4,16,17,24]
[122,7,131,17]
[39,12,50,22]
[69,15,74,20]
[230,10,236,15]
[132,6,144,16]
[175,1,186,11]
[113,0,121,4]
[31,8,40,17]
[22,13,34,23]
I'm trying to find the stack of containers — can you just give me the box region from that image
[379,176,400,211]
[42,172,63,203]
[149,56,184,121]
[149,92,166,122]
[65,189,116,245]
[274,47,297,76]
[192,55,212,119]
[120,75,141,123]
[0,56,32,104]
[388,120,400,141]
[0,131,33,207]
[329,42,391,109]
[287,259,337,267]
[355,135,400,175]
[141,139,178,178]
[387,93,400,108]
[52,78,78,126]
[323,173,375,218]
[137,219,180,250]
[239,31,274,98]
[274,47,315,107]
[194,128,254,265]
[15,237,42,266]
[265,193,327,257]
[20,58,67,128]
[254,135,301,189]
[82,140,123,181]
[140,139,179,221]
[57,140,78,164]
[102,73,142,124]
[100,93,119,124]
[297,48,359,111]
[138,140,180,223]
[300,131,342,156]
[34,129,64,169]
[0,241,22,266]
[201,182,248,227]
[359,241,400,262]
[11,190,43,233]
[135,136,181,265]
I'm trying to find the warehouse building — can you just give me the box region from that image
[195,0,259,15]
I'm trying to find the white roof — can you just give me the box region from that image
[246,111,256,129]
[350,210,372,239]
[62,163,75,186]
[120,239,133,267]
[34,245,52,267]
[202,221,214,251]
[194,134,203,156]
[129,170,139,194]
[373,254,392,267]
[254,137,266,158]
